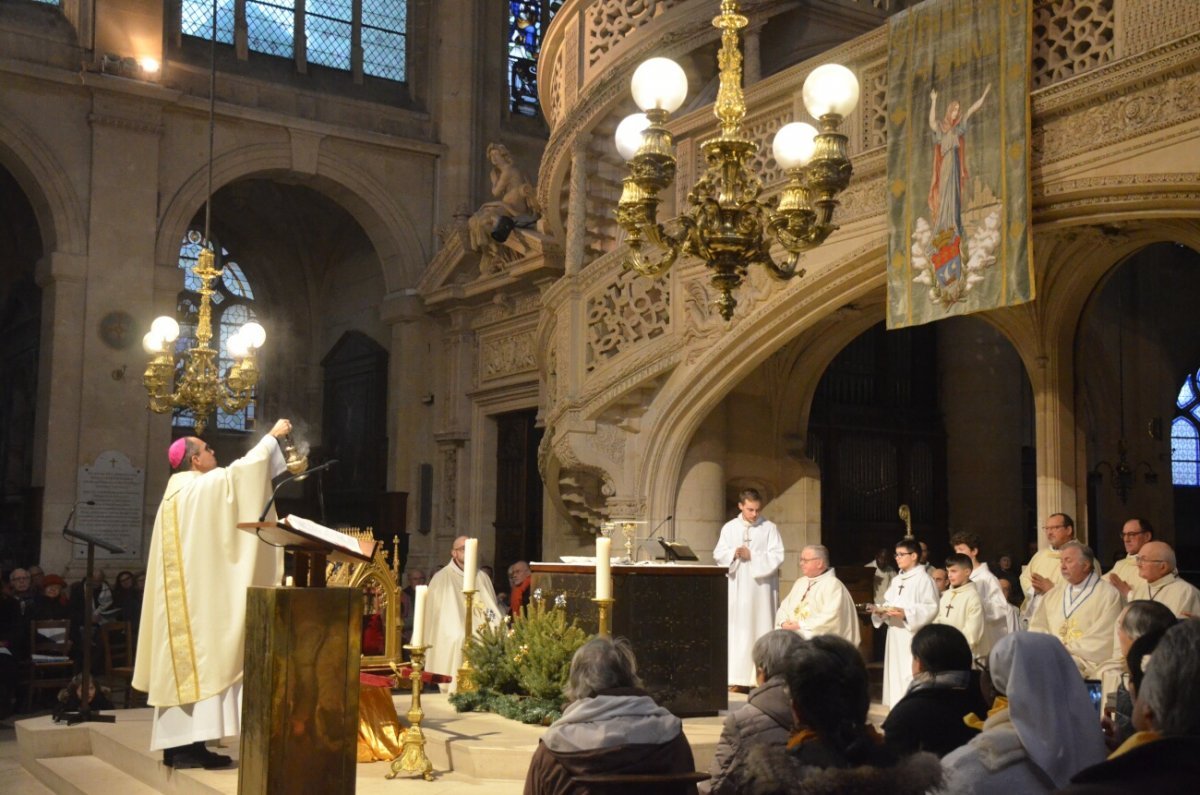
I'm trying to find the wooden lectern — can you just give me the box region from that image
[236,517,377,795]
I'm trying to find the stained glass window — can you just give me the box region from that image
[173,231,258,432]
[181,0,406,82]
[31,0,62,6]
[508,1,563,117]
[1171,369,1200,487]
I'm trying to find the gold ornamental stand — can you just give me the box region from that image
[592,597,614,637]
[456,590,479,692]
[387,647,434,782]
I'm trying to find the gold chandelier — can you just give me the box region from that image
[615,0,860,320]
[141,0,265,434]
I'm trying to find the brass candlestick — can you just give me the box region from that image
[592,597,614,637]
[456,590,478,693]
[387,647,434,782]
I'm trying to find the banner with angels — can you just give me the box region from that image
[885,0,1034,329]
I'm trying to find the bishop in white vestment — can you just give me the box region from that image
[133,421,291,763]
[713,490,785,688]
[1029,542,1123,678]
[425,536,502,690]
[775,545,860,645]
[871,540,939,707]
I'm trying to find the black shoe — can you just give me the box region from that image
[166,747,232,769]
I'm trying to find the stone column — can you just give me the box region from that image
[675,401,727,561]
[1033,348,1083,546]
[564,139,589,276]
[380,291,432,533]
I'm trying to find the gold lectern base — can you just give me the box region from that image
[239,586,362,794]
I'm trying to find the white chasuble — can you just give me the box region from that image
[1019,547,1063,618]
[872,566,939,707]
[1029,573,1123,678]
[133,434,285,748]
[424,560,502,691]
[713,516,785,687]
[774,568,861,645]
[934,581,984,657]
[969,563,1010,656]
[1130,573,1200,618]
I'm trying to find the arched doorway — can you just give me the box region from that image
[1077,241,1200,573]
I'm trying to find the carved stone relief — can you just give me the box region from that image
[585,0,681,71]
[586,268,670,372]
[1032,0,1115,89]
[861,59,889,152]
[482,330,538,381]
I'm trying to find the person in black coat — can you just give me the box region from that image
[882,623,987,758]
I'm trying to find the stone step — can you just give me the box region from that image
[33,755,160,795]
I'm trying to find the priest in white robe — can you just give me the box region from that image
[1029,541,1124,677]
[870,538,939,707]
[1129,541,1200,616]
[951,532,1010,656]
[712,488,785,689]
[425,535,502,691]
[1104,518,1153,598]
[775,545,860,645]
[1020,512,1096,620]
[133,419,291,768]
[933,554,985,658]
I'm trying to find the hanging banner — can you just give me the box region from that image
[885,0,1034,329]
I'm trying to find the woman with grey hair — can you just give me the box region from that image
[524,637,698,795]
[703,630,804,793]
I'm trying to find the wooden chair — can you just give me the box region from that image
[21,619,74,711]
[98,621,138,708]
[569,771,710,794]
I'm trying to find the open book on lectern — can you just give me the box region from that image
[241,514,377,564]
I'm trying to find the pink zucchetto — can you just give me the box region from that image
[168,437,189,469]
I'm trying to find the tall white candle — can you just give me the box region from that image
[411,584,429,647]
[463,538,479,592]
[596,537,612,599]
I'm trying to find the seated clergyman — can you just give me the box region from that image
[774,545,860,644]
[1028,541,1123,677]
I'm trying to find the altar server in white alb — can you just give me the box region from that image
[775,544,860,645]
[713,488,785,690]
[933,553,985,659]
[951,531,1011,656]
[134,419,292,769]
[870,538,939,708]
[1029,541,1123,677]
[425,535,502,691]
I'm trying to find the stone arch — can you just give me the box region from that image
[0,114,87,257]
[155,142,428,293]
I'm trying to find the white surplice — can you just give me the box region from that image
[1104,554,1146,595]
[424,559,502,691]
[871,566,939,707]
[774,568,861,645]
[713,516,785,687]
[969,562,1010,656]
[933,581,984,657]
[133,434,285,750]
[1028,572,1124,677]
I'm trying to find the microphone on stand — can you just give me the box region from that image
[651,514,675,541]
[259,460,338,522]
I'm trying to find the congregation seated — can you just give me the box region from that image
[742,635,943,795]
[1095,600,1176,748]
[32,574,71,622]
[523,636,698,795]
[704,630,803,794]
[941,632,1106,793]
[882,624,987,758]
[1061,618,1200,793]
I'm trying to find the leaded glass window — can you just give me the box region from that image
[173,230,258,432]
[508,0,563,117]
[181,0,406,82]
[1171,369,1200,486]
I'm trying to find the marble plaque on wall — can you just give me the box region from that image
[74,450,145,559]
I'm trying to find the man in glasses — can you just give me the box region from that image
[775,544,860,645]
[869,538,939,707]
[1105,518,1153,598]
[1129,541,1200,618]
[1020,512,1081,620]
[1029,541,1123,677]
